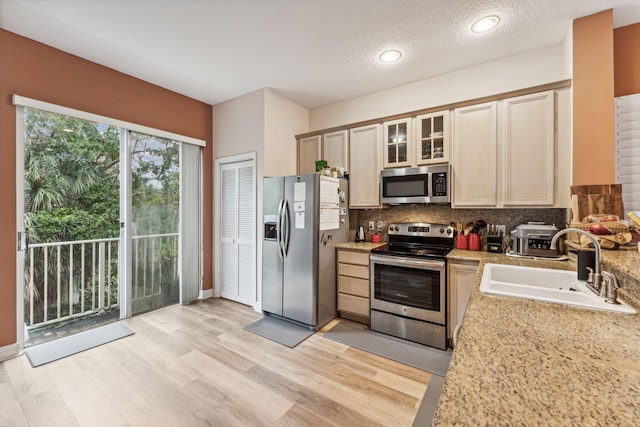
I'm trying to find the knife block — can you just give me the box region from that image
[486,234,503,253]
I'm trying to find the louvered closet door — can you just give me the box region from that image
[220,160,256,305]
[616,94,640,212]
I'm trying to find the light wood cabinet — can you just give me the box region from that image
[297,135,321,174]
[297,131,348,175]
[337,249,371,323]
[452,91,556,208]
[447,260,479,346]
[349,124,382,208]
[383,118,412,168]
[415,110,450,165]
[452,101,498,207]
[500,91,555,206]
[322,130,349,172]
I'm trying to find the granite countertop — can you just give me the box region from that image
[335,241,386,251]
[434,248,640,426]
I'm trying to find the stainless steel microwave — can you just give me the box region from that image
[380,164,451,204]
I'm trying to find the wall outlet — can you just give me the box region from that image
[495,225,506,236]
[368,221,375,231]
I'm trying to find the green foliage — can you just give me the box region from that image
[24,108,120,243]
[23,108,182,326]
[130,133,180,235]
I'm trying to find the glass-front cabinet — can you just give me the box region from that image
[383,118,412,168]
[415,110,449,165]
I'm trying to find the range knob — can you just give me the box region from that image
[439,228,445,234]
[446,228,452,234]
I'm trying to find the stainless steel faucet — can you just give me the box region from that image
[550,228,622,304]
[601,271,622,305]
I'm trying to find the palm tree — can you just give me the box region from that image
[23,109,120,325]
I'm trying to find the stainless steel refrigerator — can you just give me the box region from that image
[262,174,349,330]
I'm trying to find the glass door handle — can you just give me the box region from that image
[17,231,29,252]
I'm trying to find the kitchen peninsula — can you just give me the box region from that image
[433,248,640,425]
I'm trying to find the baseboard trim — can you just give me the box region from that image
[0,343,20,362]
[198,288,214,299]
[253,301,262,313]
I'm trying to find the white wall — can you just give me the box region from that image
[264,88,309,177]
[213,89,265,162]
[212,89,265,309]
[212,88,308,310]
[310,44,569,131]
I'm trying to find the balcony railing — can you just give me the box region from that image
[25,233,179,330]
[25,237,119,329]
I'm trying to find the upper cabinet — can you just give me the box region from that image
[297,131,348,175]
[383,118,412,168]
[322,130,349,172]
[500,91,554,206]
[349,124,382,208]
[297,135,321,174]
[451,91,557,208]
[415,111,450,165]
[382,112,450,168]
[296,85,569,209]
[452,102,498,207]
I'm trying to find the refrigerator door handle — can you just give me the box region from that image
[276,199,284,258]
[282,198,290,257]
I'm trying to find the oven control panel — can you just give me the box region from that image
[388,222,454,238]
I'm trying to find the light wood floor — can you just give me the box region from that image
[0,298,434,426]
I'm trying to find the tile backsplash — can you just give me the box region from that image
[350,205,569,243]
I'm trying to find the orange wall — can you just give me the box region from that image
[614,23,640,96]
[572,10,616,186]
[0,29,213,348]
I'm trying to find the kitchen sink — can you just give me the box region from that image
[480,263,637,314]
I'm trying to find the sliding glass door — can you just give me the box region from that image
[129,131,181,315]
[18,108,121,345]
[16,100,202,347]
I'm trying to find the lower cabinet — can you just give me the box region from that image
[447,260,479,347]
[337,249,371,323]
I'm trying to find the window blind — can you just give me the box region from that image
[616,93,640,214]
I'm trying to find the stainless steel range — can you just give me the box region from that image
[369,222,455,350]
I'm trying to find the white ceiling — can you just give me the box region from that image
[1,0,639,110]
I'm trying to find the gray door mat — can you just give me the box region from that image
[25,322,134,367]
[244,315,315,348]
[322,321,452,376]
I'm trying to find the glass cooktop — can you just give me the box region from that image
[371,242,453,259]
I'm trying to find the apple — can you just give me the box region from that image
[589,223,613,235]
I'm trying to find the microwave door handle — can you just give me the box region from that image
[427,172,433,202]
[276,199,284,258]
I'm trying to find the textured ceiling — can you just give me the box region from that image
[1,0,639,109]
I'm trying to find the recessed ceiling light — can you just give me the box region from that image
[471,15,500,33]
[379,50,402,63]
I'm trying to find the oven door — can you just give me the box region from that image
[370,254,446,325]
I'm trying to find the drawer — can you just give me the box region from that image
[338,263,369,279]
[337,250,370,266]
[338,293,370,317]
[338,275,369,298]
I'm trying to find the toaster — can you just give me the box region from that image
[509,223,560,257]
